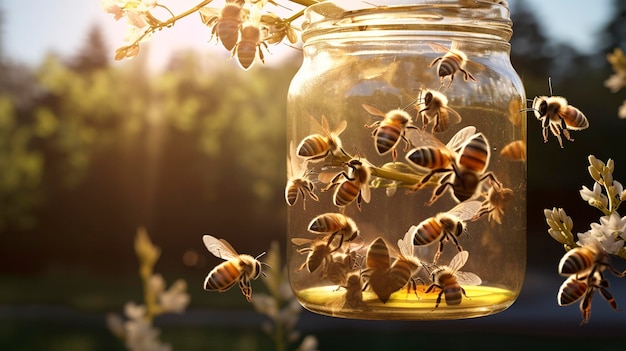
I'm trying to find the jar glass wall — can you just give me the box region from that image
[286,1,526,320]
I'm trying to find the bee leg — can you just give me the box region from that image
[460,68,476,82]
[428,56,442,68]
[598,287,618,311]
[562,128,574,142]
[579,289,594,325]
[391,148,398,162]
[433,241,445,264]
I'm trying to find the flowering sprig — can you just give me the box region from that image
[251,241,318,351]
[101,0,318,68]
[545,155,626,324]
[107,228,190,351]
[605,48,626,118]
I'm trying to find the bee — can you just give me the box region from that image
[321,157,372,211]
[419,131,502,204]
[409,200,481,263]
[557,270,618,325]
[325,248,359,285]
[527,95,589,148]
[203,234,265,302]
[428,43,476,88]
[292,237,335,274]
[472,185,514,225]
[297,115,348,162]
[405,126,476,171]
[522,79,589,148]
[233,23,268,70]
[362,104,417,161]
[425,250,482,308]
[362,236,421,303]
[338,272,369,310]
[500,140,526,162]
[414,89,462,133]
[558,239,625,278]
[285,141,319,209]
[200,0,246,52]
[307,212,360,249]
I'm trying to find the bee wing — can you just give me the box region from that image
[360,182,371,203]
[443,106,462,126]
[446,126,477,152]
[428,42,451,53]
[362,104,387,118]
[397,228,416,259]
[203,235,240,261]
[288,140,309,178]
[333,119,348,136]
[366,237,390,270]
[448,200,482,221]
[455,271,482,286]
[317,168,342,184]
[448,250,469,272]
[291,237,315,246]
[405,128,447,149]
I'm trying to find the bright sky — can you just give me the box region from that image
[0,0,615,70]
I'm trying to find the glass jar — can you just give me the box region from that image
[286,0,526,320]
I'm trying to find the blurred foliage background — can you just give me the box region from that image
[1,1,626,350]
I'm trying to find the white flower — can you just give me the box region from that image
[577,212,626,254]
[604,73,626,93]
[159,279,190,314]
[124,302,147,321]
[619,100,626,119]
[579,182,608,209]
[125,318,172,351]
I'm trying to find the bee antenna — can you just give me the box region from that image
[255,251,267,260]
[548,76,553,96]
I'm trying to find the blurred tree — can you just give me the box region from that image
[69,24,110,73]
[600,0,626,53]
[509,0,552,80]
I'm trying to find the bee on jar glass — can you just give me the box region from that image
[409,200,481,263]
[558,238,625,278]
[428,43,477,88]
[557,270,618,325]
[405,126,476,172]
[339,272,369,310]
[321,157,372,211]
[292,237,336,274]
[285,141,319,210]
[523,79,589,148]
[425,250,482,308]
[472,185,514,226]
[203,234,266,302]
[199,0,247,52]
[325,248,359,286]
[500,140,526,162]
[233,22,268,70]
[307,212,360,250]
[417,131,503,205]
[414,89,462,133]
[362,104,417,161]
[297,115,348,162]
[361,236,422,303]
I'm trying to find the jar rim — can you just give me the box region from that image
[301,1,513,43]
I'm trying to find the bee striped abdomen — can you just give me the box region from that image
[334,181,360,207]
[458,134,488,171]
[407,147,453,169]
[205,261,242,291]
[297,135,329,159]
[375,128,401,154]
[414,219,442,246]
[558,247,595,276]
[557,276,587,306]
